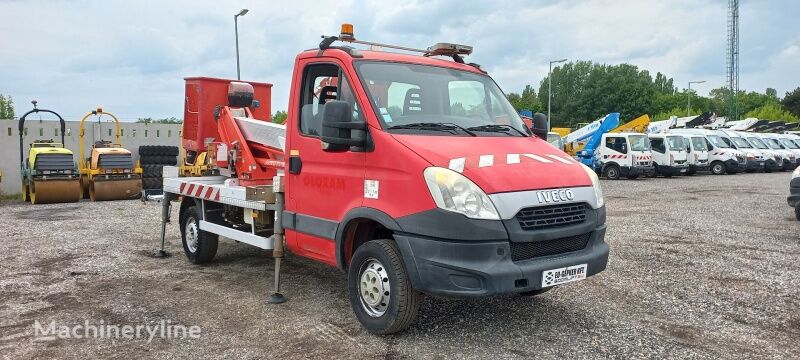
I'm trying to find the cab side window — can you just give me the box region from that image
[605,137,627,153]
[299,64,364,137]
[650,138,665,153]
[705,138,714,151]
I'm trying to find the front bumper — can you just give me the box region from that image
[688,162,709,172]
[621,165,653,177]
[782,159,797,170]
[789,177,800,208]
[659,164,689,176]
[745,159,765,171]
[394,227,608,297]
[724,159,743,173]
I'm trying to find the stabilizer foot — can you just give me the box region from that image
[268,293,287,304]
[154,249,171,258]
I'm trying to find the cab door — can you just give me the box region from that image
[283,59,367,265]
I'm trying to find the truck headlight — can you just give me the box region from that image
[423,167,499,220]
[580,164,604,208]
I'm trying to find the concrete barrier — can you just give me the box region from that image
[0,119,182,195]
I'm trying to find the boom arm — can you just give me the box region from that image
[610,114,650,134]
[576,113,620,166]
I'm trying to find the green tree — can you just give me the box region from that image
[506,85,541,112]
[272,110,288,124]
[4,95,14,119]
[781,87,800,117]
[744,103,798,122]
[0,94,7,119]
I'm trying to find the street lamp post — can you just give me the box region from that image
[548,58,567,131]
[687,80,706,117]
[234,9,249,80]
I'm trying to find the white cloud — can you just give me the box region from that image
[0,0,797,120]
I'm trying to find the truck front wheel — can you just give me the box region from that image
[180,205,219,264]
[710,161,726,175]
[602,164,620,180]
[347,239,420,335]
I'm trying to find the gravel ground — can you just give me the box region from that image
[1,172,798,359]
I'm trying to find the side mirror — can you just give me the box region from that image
[320,100,366,152]
[530,113,548,140]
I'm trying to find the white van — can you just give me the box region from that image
[595,132,653,179]
[647,134,688,177]
[670,128,746,175]
[757,133,797,171]
[681,135,710,175]
[717,129,767,172]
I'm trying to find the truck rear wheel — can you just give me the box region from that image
[347,239,420,335]
[180,205,218,264]
[710,161,725,175]
[602,164,620,180]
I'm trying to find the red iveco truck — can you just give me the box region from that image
[157,25,609,334]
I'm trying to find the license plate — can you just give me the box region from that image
[542,264,587,287]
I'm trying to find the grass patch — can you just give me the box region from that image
[0,192,21,201]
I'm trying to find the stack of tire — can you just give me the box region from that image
[139,145,179,190]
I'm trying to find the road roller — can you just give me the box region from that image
[18,101,82,204]
[78,108,142,201]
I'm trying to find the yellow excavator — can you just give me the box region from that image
[78,108,143,201]
[18,101,83,204]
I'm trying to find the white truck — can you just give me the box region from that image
[679,134,710,175]
[755,133,797,171]
[717,129,768,172]
[593,132,653,179]
[670,128,746,175]
[647,134,688,177]
[763,133,800,169]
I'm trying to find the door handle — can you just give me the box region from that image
[289,156,302,174]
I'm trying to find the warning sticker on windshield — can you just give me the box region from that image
[379,108,393,123]
[542,264,587,287]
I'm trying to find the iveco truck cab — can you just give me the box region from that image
[670,128,745,175]
[680,134,710,175]
[647,134,688,177]
[594,132,653,179]
[161,25,610,334]
[717,129,766,172]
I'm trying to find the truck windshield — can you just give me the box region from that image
[629,135,650,151]
[766,138,784,149]
[666,136,685,150]
[747,137,768,149]
[782,138,800,149]
[707,135,730,148]
[690,137,706,151]
[356,61,529,137]
[731,137,752,148]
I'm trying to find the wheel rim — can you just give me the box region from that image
[713,164,723,174]
[185,217,199,253]
[358,258,390,317]
[608,168,618,178]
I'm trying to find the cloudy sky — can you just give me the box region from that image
[1,0,798,121]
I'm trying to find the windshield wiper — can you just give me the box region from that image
[388,122,476,137]
[466,124,527,137]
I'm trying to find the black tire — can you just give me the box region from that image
[626,174,639,180]
[650,163,660,177]
[180,205,218,264]
[139,155,178,165]
[519,286,553,297]
[795,204,800,221]
[710,161,726,175]
[139,145,179,157]
[142,177,162,190]
[142,164,164,178]
[685,169,696,176]
[348,239,420,335]
[602,164,621,180]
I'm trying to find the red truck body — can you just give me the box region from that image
[182,77,272,153]
[167,34,608,334]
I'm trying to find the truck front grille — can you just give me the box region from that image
[510,232,592,261]
[516,203,586,231]
[98,154,133,169]
[34,153,74,170]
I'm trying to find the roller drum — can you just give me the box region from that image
[30,179,82,204]
[89,178,142,201]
